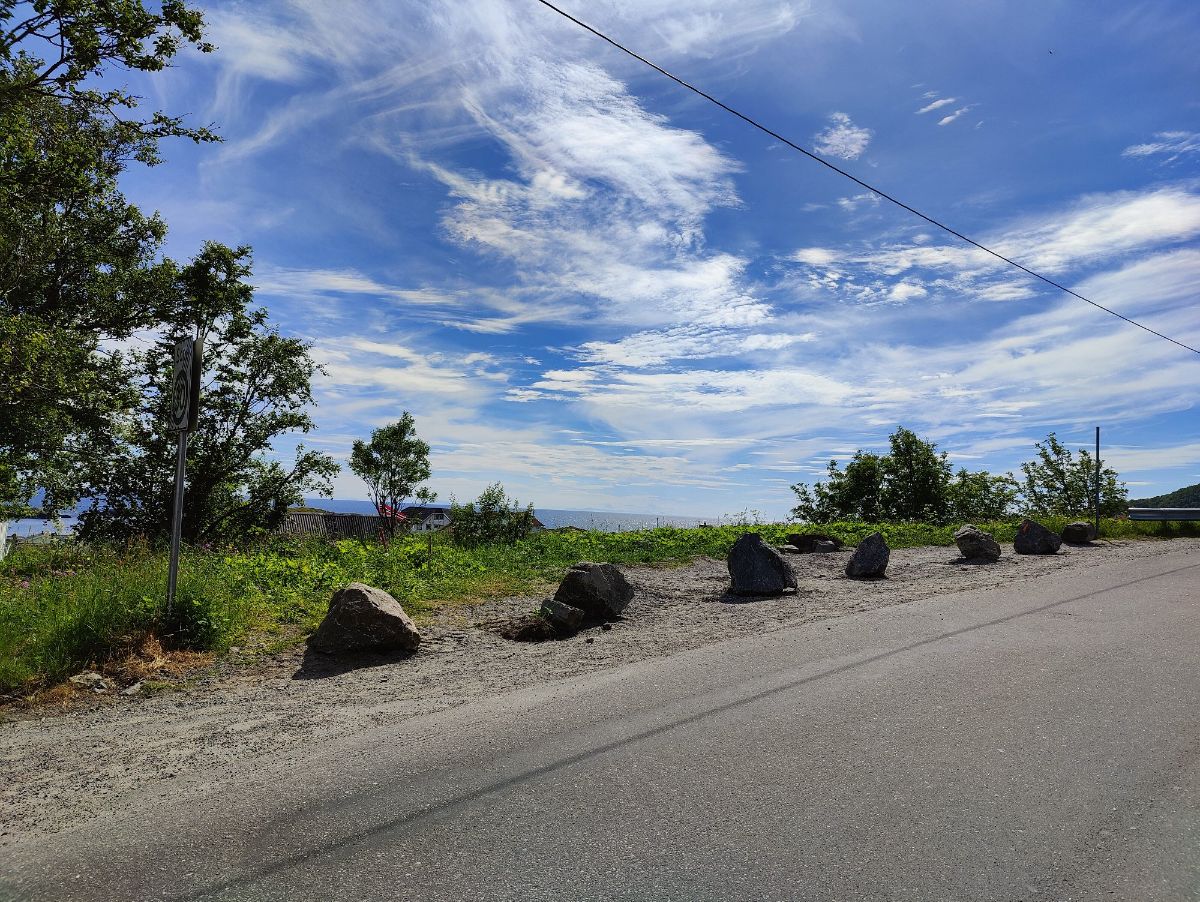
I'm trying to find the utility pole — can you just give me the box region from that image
[1094,426,1101,539]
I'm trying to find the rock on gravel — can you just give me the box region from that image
[1061,521,1098,544]
[540,598,585,636]
[1014,519,1063,555]
[728,533,798,596]
[308,583,422,655]
[954,525,1002,562]
[68,672,110,693]
[845,532,890,578]
[554,563,634,620]
[788,533,844,552]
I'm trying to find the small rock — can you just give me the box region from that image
[539,598,585,637]
[777,544,799,554]
[787,533,844,553]
[954,524,1002,562]
[499,615,557,642]
[601,623,613,632]
[68,672,109,692]
[1014,519,1062,555]
[727,533,798,596]
[812,540,838,553]
[308,583,422,655]
[120,682,144,697]
[554,563,634,620]
[585,637,594,644]
[1061,521,1097,544]
[845,532,890,578]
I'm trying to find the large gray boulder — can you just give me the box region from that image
[954,524,1001,562]
[1014,519,1062,555]
[309,583,422,655]
[1061,521,1097,544]
[845,532,890,578]
[554,563,634,620]
[728,533,798,596]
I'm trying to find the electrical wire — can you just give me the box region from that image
[531,0,1200,357]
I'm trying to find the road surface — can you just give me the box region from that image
[5,545,1199,901]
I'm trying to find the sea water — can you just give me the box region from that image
[7,499,725,539]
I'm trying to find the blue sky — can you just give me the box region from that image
[118,0,1199,517]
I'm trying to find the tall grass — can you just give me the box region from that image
[2,517,1194,695]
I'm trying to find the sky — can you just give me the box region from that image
[116,0,1200,518]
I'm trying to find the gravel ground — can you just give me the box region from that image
[2,537,1195,844]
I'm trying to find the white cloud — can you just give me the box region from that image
[917,97,956,114]
[1122,130,1200,163]
[254,265,459,306]
[790,185,1200,305]
[813,112,873,160]
[937,106,972,126]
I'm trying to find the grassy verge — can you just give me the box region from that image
[2,517,1195,696]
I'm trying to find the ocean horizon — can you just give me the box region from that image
[7,498,740,538]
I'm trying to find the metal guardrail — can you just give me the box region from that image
[1127,508,1200,521]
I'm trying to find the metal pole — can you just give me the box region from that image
[167,429,187,618]
[1094,426,1101,539]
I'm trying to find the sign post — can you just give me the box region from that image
[166,337,201,618]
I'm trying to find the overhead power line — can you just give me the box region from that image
[531,0,1200,357]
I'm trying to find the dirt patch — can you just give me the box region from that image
[1,538,1196,843]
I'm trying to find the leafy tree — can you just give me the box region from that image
[879,427,952,522]
[792,426,1025,524]
[0,1,217,517]
[79,245,338,543]
[946,469,1020,521]
[1019,433,1126,517]
[450,483,536,547]
[790,451,885,524]
[349,414,437,540]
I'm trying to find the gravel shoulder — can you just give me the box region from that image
[3,537,1196,844]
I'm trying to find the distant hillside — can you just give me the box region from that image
[1129,482,1200,508]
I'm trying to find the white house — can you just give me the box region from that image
[402,506,452,533]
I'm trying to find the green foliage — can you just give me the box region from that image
[1129,482,1200,509]
[791,451,886,523]
[450,483,536,548]
[1019,432,1126,517]
[79,244,339,544]
[880,427,953,521]
[349,413,436,538]
[0,1,217,517]
[792,428,1130,524]
[946,469,1021,522]
[792,427,973,524]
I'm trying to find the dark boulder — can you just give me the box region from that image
[845,532,890,578]
[309,583,421,655]
[1061,521,1097,544]
[787,533,844,552]
[540,598,586,636]
[954,524,1001,562]
[554,562,634,620]
[1014,519,1062,555]
[728,533,798,596]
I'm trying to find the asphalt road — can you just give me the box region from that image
[6,546,1200,901]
